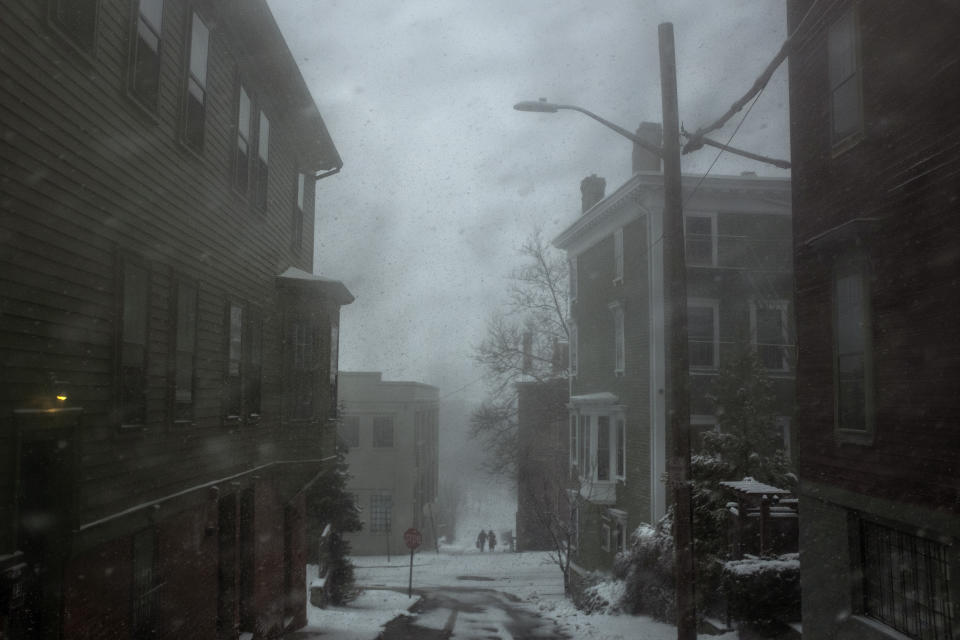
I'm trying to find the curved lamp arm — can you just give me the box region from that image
[514,99,663,158]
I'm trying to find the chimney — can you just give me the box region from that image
[632,121,662,173]
[580,174,606,213]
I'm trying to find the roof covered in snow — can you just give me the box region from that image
[719,477,790,496]
[276,267,355,304]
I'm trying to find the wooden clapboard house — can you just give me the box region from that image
[0,1,352,637]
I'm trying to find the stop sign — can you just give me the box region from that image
[403,527,422,550]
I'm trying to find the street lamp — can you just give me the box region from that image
[514,23,696,640]
[513,100,662,157]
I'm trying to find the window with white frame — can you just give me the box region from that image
[688,299,719,369]
[255,112,270,211]
[615,418,625,479]
[834,264,872,436]
[751,300,790,371]
[130,0,163,108]
[828,5,862,146]
[570,411,626,482]
[234,85,252,193]
[369,494,392,533]
[610,302,625,374]
[373,416,394,447]
[613,228,624,282]
[183,11,209,151]
[569,322,578,376]
[601,523,612,551]
[684,214,716,266]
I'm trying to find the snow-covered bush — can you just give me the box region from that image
[576,573,627,614]
[722,553,800,628]
[611,516,676,622]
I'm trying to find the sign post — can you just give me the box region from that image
[403,527,422,597]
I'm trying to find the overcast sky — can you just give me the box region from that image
[266,0,791,474]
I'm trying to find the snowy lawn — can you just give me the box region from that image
[293,540,737,639]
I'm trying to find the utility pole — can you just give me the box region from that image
[659,22,696,640]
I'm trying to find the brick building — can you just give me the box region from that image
[515,378,569,552]
[553,127,793,575]
[337,372,439,555]
[0,1,351,637]
[787,1,960,638]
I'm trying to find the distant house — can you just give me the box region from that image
[515,377,569,552]
[0,1,351,637]
[553,127,793,578]
[338,372,440,555]
[787,1,960,638]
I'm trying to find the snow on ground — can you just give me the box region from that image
[289,564,419,640]
[293,538,738,639]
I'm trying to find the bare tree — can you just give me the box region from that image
[470,228,569,478]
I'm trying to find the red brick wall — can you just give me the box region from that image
[788,0,960,510]
[62,537,132,639]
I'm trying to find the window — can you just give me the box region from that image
[339,415,360,448]
[596,416,610,481]
[225,303,243,420]
[243,309,262,418]
[569,322,578,376]
[688,300,719,369]
[610,302,625,374]
[577,414,588,473]
[835,266,872,435]
[370,494,393,533]
[330,321,339,385]
[130,0,163,107]
[291,319,319,419]
[571,411,625,483]
[752,300,790,371]
[293,172,307,249]
[569,256,578,301]
[685,214,715,266]
[172,280,197,424]
[120,260,149,426]
[860,519,953,639]
[615,418,625,479]
[828,6,862,146]
[614,520,627,553]
[601,523,612,551]
[132,528,161,637]
[51,0,98,52]
[234,85,252,193]
[255,112,270,211]
[183,12,209,151]
[569,414,578,468]
[373,416,394,447]
[613,228,624,282]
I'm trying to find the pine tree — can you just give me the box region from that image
[306,435,363,605]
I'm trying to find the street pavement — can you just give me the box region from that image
[378,583,570,640]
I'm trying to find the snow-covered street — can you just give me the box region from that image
[288,542,737,639]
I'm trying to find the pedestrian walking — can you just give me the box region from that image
[487,529,497,552]
[476,529,487,552]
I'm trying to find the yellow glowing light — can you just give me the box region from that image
[56,394,68,401]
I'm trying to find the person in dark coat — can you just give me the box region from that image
[476,529,487,552]
[487,529,497,552]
